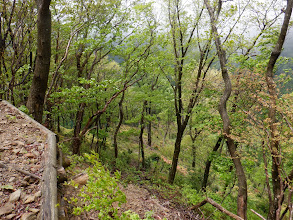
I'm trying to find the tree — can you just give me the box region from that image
[0,0,36,105]
[27,0,51,123]
[113,90,125,159]
[49,1,156,155]
[159,0,216,184]
[204,0,248,218]
[264,1,293,218]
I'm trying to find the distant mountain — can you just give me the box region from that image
[282,29,293,57]
[278,30,293,93]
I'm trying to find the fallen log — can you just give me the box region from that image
[191,197,244,220]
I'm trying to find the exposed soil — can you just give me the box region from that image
[62,165,199,220]
[118,183,199,219]
[0,101,47,220]
[63,181,199,220]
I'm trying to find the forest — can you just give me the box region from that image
[1,0,293,219]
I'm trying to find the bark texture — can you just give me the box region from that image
[204,0,247,218]
[139,100,147,169]
[167,0,209,184]
[147,103,152,147]
[113,91,125,158]
[202,136,223,191]
[169,128,184,183]
[72,103,86,155]
[266,1,293,219]
[27,0,51,123]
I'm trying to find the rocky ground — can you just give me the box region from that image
[0,101,46,220]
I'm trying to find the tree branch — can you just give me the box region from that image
[0,162,42,180]
[191,197,244,220]
[250,209,266,220]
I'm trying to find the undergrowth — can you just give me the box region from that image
[65,152,167,220]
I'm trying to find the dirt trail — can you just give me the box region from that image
[65,181,199,220]
[118,184,198,220]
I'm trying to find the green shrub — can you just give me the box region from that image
[67,152,126,219]
[121,210,165,220]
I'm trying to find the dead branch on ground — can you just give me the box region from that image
[191,197,244,220]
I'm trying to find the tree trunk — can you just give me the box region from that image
[72,103,85,155]
[191,142,196,168]
[26,0,51,123]
[227,139,247,219]
[113,91,125,158]
[202,136,223,191]
[266,1,293,219]
[204,1,247,218]
[147,103,152,147]
[70,34,87,155]
[168,128,183,184]
[163,113,170,145]
[139,101,147,169]
[44,100,53,129]
[57,105,61,133]
[189,119,202,168]
[95,116,100,154]
[101,115,110,150]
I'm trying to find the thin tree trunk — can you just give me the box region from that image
[139,101,147,169]
[167,0,209,183]
[188,118,202,168]
[94,115,101,154]
[26,0,51,123]
[57,105,61,133]
[90,131,95,149]
[113,91,125,158]
[266,1,293,219]
[204,1,247,218]
[72,103,85,155]
[163,113,170,145]
[70,35,88,155]
[147,103,152,147]
[202,136,223,191]
[44,23,60,129]
[191,142,196,168]
[168,128,183,184]
[101,115,110,150]
[0,1,16,100]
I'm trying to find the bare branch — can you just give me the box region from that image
[250,209,266,220]
[0,162,42,180]
[191,197,244,220]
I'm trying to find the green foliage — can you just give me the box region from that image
[212,152,234,184]
[67,152,126,219]
[1,184,14,190]
[18,105,29,114]
[119,128,140,138]
[121,210,165,220]
[186,169,204,191]
[182,185,231,219]
[2,0,293,219]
